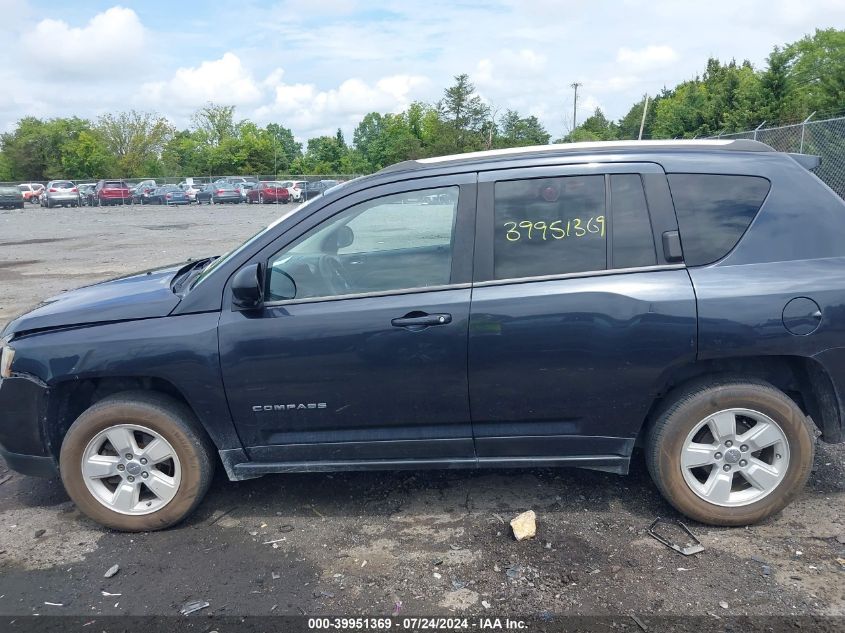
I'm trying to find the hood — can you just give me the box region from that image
[3,263,187,336]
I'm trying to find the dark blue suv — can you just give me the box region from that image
[2,140,842,531]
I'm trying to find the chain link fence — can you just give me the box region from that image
[714,116,845,200]
[1,174,363,187]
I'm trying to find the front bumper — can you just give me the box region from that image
[0,375,57,477]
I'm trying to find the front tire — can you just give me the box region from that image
[60,392,214,532]
[646,379,815,526]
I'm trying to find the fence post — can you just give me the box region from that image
[799,112,816,153]
[753,121,766,141]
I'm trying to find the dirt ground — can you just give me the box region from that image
[0,203,843,621]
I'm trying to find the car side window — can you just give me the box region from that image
[266,186,459,301]
[493,175,607,280]
[668,174,771,266]
[610,174,657,269]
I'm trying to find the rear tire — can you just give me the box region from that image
[646,379,815,526]
[60,392,215,532]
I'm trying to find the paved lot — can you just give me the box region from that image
[0,204,843,619]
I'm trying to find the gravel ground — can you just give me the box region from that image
[0,203,843,621]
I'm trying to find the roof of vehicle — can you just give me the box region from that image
[377,139,774,174]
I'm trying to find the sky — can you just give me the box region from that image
[1,0,843,142]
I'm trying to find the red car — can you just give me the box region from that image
[246,181,290,204]
[95,179,132,206]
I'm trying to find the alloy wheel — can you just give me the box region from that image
[80,424,182,515]
[681,408,790,507]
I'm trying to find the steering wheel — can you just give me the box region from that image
[317,255,352,295]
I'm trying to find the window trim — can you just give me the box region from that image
[608,172,658,270]
[472,263,686,289]
[262,282,472,308]
[475,162,665,283]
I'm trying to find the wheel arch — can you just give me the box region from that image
[637,355,840,446]
[44,375,219,460]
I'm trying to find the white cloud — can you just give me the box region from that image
[616,45,678,69]
[255,74,429,138]
[22,7,147,77]
[141,53,264,109]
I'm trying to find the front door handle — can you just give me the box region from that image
[391,312,452,329]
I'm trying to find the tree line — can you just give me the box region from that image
[1,28,841,182]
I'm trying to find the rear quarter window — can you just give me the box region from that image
[667,174,771,266]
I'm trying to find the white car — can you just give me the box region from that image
[178,182,202,203]
[279,180,304,202]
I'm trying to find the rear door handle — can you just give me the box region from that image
[391,312,452,328]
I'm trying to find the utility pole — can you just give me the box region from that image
[638,94,650,140]
[571,82,582,131]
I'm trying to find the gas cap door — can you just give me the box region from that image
[782,297,822,336]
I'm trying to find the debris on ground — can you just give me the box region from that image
[0,474,12,485]
[271,572,281,580]
[481,600,491,609]
[505,565,523,580]
[510,510,536,541]
[647,518,704,556]
[719,601,729,609]
[392,600,403,616]
[101,591,121,597]
[207,507,237,526]
[103,564,120,579]
[44,602,63,607]
[179,600,210,616]
[33,529,46,539]
[279,524,294,533]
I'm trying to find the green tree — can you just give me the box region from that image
[496,110,550,147]
[191,103,236,147]
[437,73,490,153]
[781,28,845,119]
[561,108,619,142]
[96,110,174,176]
[266,123,302,171]
[61,130,114,179]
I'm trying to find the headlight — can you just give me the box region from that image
[0,338,14,379]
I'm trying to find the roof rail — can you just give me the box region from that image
[378,139,774,174]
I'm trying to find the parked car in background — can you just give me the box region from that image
[246,181,290,204]
[131,180,158,204]
[78,184,97,206]
[178,182,201,203]
[196,182,242,204]
[279,180,304,202]
[237,182,256,200]
[216,176,249,186]
[95,180,132,206]
[301,179,338,201]
[28,183,45,203]
[17,183,39,203]
[41,180,80,208]
[148,185,190,206]
[0,185,25,209]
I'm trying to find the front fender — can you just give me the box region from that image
[9,313,241,451]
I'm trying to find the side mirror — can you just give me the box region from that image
[269,269,297,301]
[232,263,264,310]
